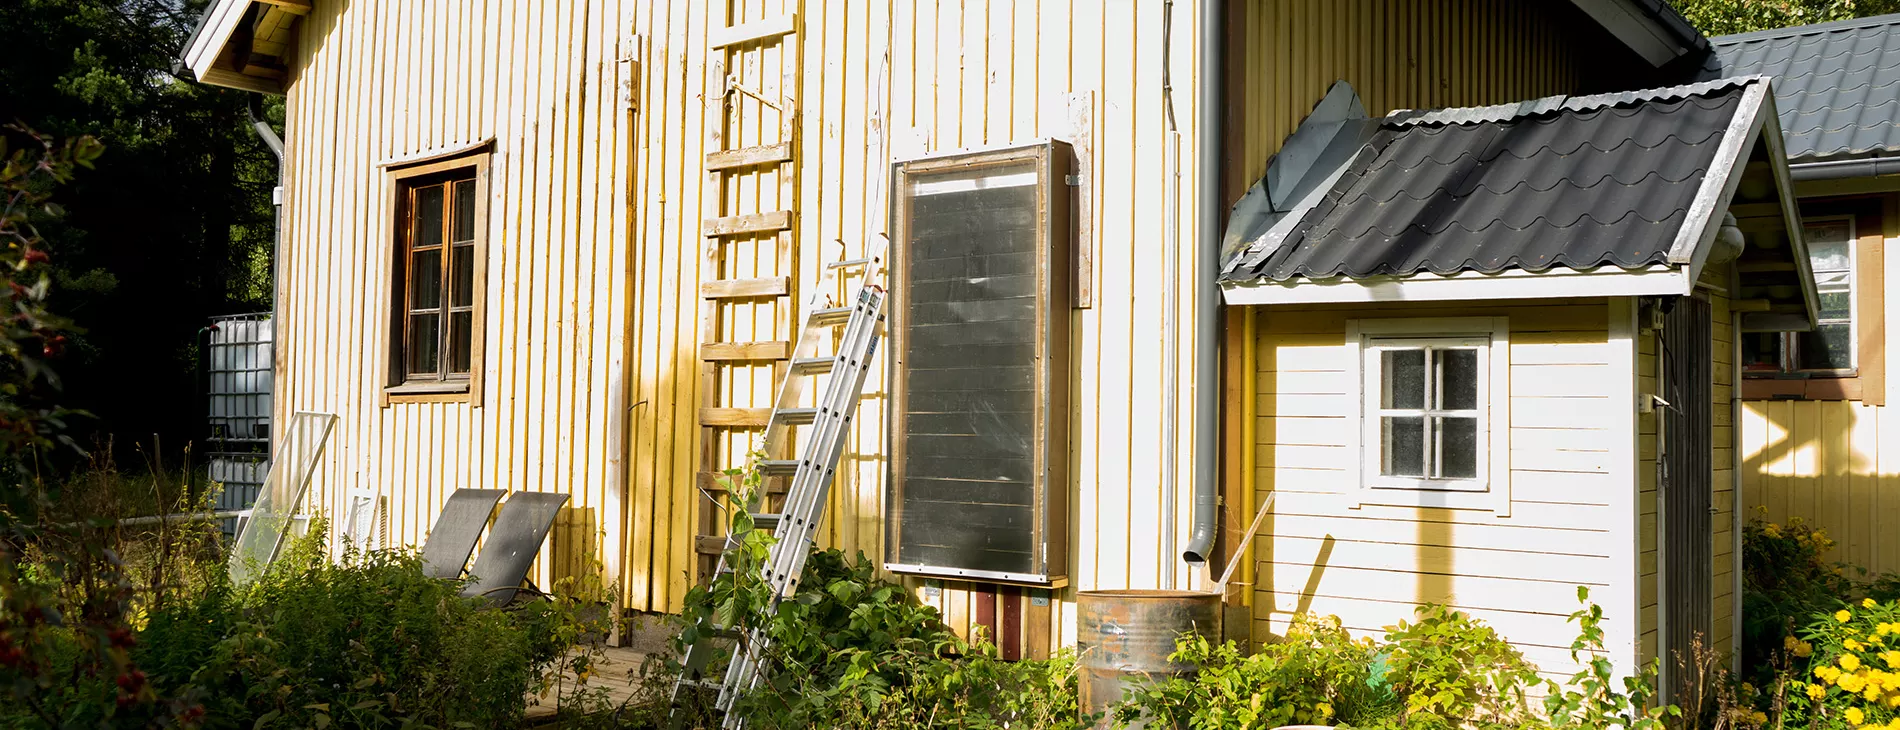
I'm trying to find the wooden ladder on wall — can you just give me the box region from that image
[695,5,802,584]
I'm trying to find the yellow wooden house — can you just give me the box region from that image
[179,0,1799,683]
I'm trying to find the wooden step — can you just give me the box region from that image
[699,407,772,427]
[702,210,792,238]
[701,340,791,361]
[706,143,793,172]
[709,13,795,48]
[700,276,789,299]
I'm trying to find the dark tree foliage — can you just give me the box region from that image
[1668,0,1900,35]
[0,0,276,467]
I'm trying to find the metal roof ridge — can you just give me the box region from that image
[1712,12,1900,46]
[1383,75,1765,128]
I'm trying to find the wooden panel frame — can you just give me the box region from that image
[1741,197,1885,405]
[381,150,492,407]
[884,140,1073,587]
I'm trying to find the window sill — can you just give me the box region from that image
[1741,375,1864,401]
[384,382,472,406]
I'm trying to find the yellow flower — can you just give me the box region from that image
[1810,684,1828,700]
[1866,685,1881,701]
[1752,711,1768,725]
[1870,598,1882,609]
[1846,655,1865,671]
[1799,641,1816,657]
[1790,635,1804,650]
[1766,524,1785,538]
[1843,673,1867,692]
[1849,639,1865,651]
[1848,707,1866,725]
[1317,703,1334,718]
[1844,610,1858,623]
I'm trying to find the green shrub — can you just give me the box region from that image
[1742,511,1858,687]
[1114,612,1389,729]
[1116,589,1673,730]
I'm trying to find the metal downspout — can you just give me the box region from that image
[246,96,284,451]
[1181,0,1222,568]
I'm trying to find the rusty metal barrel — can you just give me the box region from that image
[1076,589,1223,720]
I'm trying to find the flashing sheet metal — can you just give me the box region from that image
[1704,14,1900,162]
[1223,79,1754,284]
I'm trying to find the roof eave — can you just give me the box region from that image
[1219,265,1695,306]
[179,0,291,95]
[1565,0,1709,67]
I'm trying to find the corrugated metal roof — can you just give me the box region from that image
[1701,13,1900,162]
[1222,77,1759,283]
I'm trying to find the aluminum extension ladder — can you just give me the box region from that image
[670,246,888,729]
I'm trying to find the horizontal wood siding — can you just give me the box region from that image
[1252,299,1621,679]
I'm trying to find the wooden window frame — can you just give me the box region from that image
[382,152,489,407]
[883,140,1072,588]
[1741,198,1885,405]
[1345,317,1512,515]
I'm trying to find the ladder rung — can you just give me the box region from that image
[706,142,793,171]
[809,306,852,325]
[752,513,782,530]
[699,407,771,427]
[774,408,818,425]
[708,13,795,48]
[758,459,799,476]
[702,210,792,238]
[826,257,875,270]
[702,340,791,361]
[701,276,789,299]
[678,677,724,691]
[789,356,834,374]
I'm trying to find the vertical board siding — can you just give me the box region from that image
[281,0,634,598]
[1251,300,1620,680]
[1743,197,1900,579]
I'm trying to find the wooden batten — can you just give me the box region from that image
[253,0,312,14]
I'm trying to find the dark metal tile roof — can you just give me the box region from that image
[1701,14,1900,162]
[1223,78,1757,283]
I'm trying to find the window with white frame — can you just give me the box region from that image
[1365,338,1488,489]
[1350,318,1510,512]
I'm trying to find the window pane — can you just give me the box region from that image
[1798,323,1854,370]
[1741,332,1782,372]
[414,185,445,249]
[1808,238,1852,272]
[449,311,472,374]
[1382,416,1425,477]
[1814,269,1852,320]
[450,244,475,308]
[1382,349,1426,409]
[408,313,440,375]
[1437,348,1479,411]
[1438,416,1479,479]
[453,179,476,242]
[410,248,443,309]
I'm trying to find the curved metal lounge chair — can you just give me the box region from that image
[418,489,507,580]
[461,491,570,607]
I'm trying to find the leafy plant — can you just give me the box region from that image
[1115,612,1385,729]
[1384,603,1543,725]
[1542,587,1678,730]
